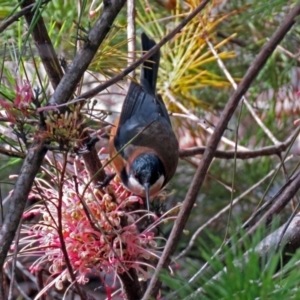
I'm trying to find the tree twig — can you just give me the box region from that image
[4,268,31,300]
[206,37,280,145]
[7,222,22,300]
[169,98,249,151]
[245,171,300,238]
[0,0,51,34]
[175,155,293,260]
[1,123,299,162]
[48,0,128,106]
[179,126,300,159]
[20,0,64,89]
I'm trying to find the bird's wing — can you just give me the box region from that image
[115,83,158,150]
[114,33,173,154]
[118,83,145,128]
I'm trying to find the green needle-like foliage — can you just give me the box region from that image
[162,227,300,300]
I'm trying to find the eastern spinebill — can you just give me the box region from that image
[109,33,179,211]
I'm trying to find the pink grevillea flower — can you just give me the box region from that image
[14,80,33,112]
[19,160,165,297]
[0,80,33,122]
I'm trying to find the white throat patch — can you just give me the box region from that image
[127,174,165,198]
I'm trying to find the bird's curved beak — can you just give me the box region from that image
[144,182,150,211]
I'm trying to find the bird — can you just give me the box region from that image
[109,32,179,211]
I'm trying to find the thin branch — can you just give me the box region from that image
[4,268,31,300]
[82,144,107,184]
[275,200,300,252]
[119,270,145,300]
[142,4,300,299]
[169,97,249,151]
[245,171,300,238]
[7,222,22,300]
[175,156,293,260]
[0,147,25,159]
[272,39,300,66]
[241,165,300,232]
[48,0,128,106]
[56,153,86,299]
[216,31,247,47]
[184,163,300,297]
[179,126,300,159]
[0,0,51,34]
[16,261,38,287]
[20,0,64,90]
[2,122,298,161]
[206,37,280,145]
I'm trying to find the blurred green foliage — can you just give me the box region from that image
[162,226,300,299]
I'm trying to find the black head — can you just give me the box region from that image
[131,153,165,186]
[127,153,165,211]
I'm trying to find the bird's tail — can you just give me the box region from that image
[140,33,160,94]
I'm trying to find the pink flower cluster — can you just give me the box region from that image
[0,80,33,122]
[21,164,161,290]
